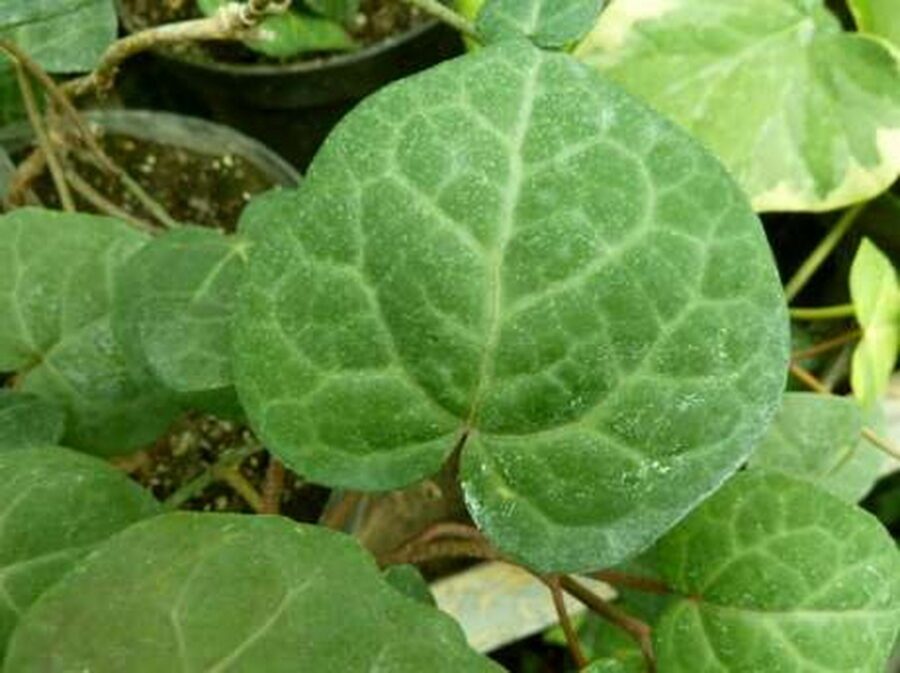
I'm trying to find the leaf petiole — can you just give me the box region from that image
[784,203,867,302]
[789,304,856,321]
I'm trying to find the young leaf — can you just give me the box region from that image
[850,0,900,48]
[246,11,357,58]
[576,0,900,212]
[748,392,885,501]
[4,514,502,672]
[0,209,181,454]
[0,390,64,450]
[0,446,159,658]
[0,0,117,73]
[850,238,900,409]
[198,0,356,58]
[234,41,789,572]
[476,0,605,48]
[113,226,249,396]
[652,472,900,672]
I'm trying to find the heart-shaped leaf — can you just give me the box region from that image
[0,390,64,450]
[0,0,117,73]
[0,446,159,658]
[114,226,249,396]
[576,0,900,212]
[652,472,900,672]
[850,238,899,409]
[748,392,885,501]
[850,0,900,48]
[477,0,605,48]
[234,41,789,572]
[4,513,502,673]
[0,208,181,454]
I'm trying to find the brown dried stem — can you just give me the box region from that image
[10,63,74,211]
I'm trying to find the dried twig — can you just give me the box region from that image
[10,63,74,211]
[63,3,287,99]
[791,328,862,362]
[65,168,154,232]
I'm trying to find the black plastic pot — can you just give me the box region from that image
[116,3,464,168]
[0,109,300,185]
[0,109,300,227]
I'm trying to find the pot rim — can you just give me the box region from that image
[116,0,441,78]
[0,109,301,187]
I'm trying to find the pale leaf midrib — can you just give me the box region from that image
[466,60,542,429]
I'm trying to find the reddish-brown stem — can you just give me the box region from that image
[10,62,74,211]
[413,522,485,544]
[547,577,588,668]
[791,329,862,362]
[788,362,830,394]
[592,570,673,596]
[320,491,363,530]
[260,458,286,515]
[380,538,498,566]
[559,575,656,673]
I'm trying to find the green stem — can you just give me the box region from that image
[403,0,480,40]
[164,443,262,510]
[789,304,856,321]
[783,203,866,303]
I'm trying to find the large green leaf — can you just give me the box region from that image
[476,0,605,48]
[4,513,501,672]
[748,392,884,501]
[850,238,899,409]
[234,41,789,572]
[114,226,249,396]
[576,0,900,212]
[0,446,159,658]
[0,209,180,454]
[0,390,64,450]
[0,0,117,73]
[850,0,900,48]
[653,472,900,672]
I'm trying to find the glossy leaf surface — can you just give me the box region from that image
[235,42,789,572]
[653,472,900,672]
